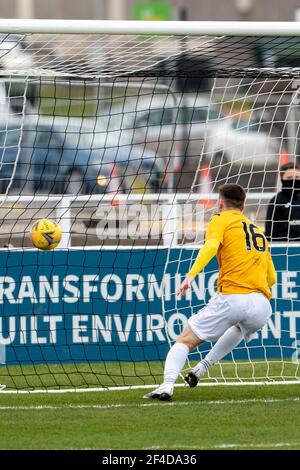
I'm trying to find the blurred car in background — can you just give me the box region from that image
[204,116,281,168]
[0,123,111,194]
[73,124,164,193]
[0,118,163,195]
[130,94,280,168]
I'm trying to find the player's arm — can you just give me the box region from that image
[176,239,220,296]
[189,239,220,277]
[267,252,276,287]
[177,214,224,297]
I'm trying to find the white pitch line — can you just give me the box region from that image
[145,442,300,450]
[0,396,299,411]
[1,380,300,394]
[66,442,300,450]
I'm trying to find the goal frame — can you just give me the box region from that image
[0,19,299,393]
[0,19,300,37]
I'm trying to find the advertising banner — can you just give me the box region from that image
[0,247,299,365]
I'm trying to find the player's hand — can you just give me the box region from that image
[177,275,195,297]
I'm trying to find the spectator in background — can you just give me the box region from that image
[265,163,300,241]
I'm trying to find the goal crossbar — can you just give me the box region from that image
[0,19,299,37]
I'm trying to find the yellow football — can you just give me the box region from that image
[31,219,62,251]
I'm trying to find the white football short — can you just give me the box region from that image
[188,292,272,343]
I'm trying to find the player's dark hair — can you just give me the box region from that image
[219,183,246,209]
[280,162,299,179]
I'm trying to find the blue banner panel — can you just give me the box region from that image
[0,247,299,365]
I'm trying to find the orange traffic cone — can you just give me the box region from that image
[198,163,214,207]
[280,147,289,166]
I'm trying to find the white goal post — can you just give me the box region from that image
[0,19,299,36]
[0,20,299,392]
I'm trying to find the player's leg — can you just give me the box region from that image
[185,292,272,387]
[143,327,203,400]
[185,324,243,387]
[144,294,227,400]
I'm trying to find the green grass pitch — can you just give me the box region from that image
[0,384,300,450]
[0,361,299,450]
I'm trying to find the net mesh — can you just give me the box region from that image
[0,29,299,390]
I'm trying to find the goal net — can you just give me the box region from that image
[0,20,299,391]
